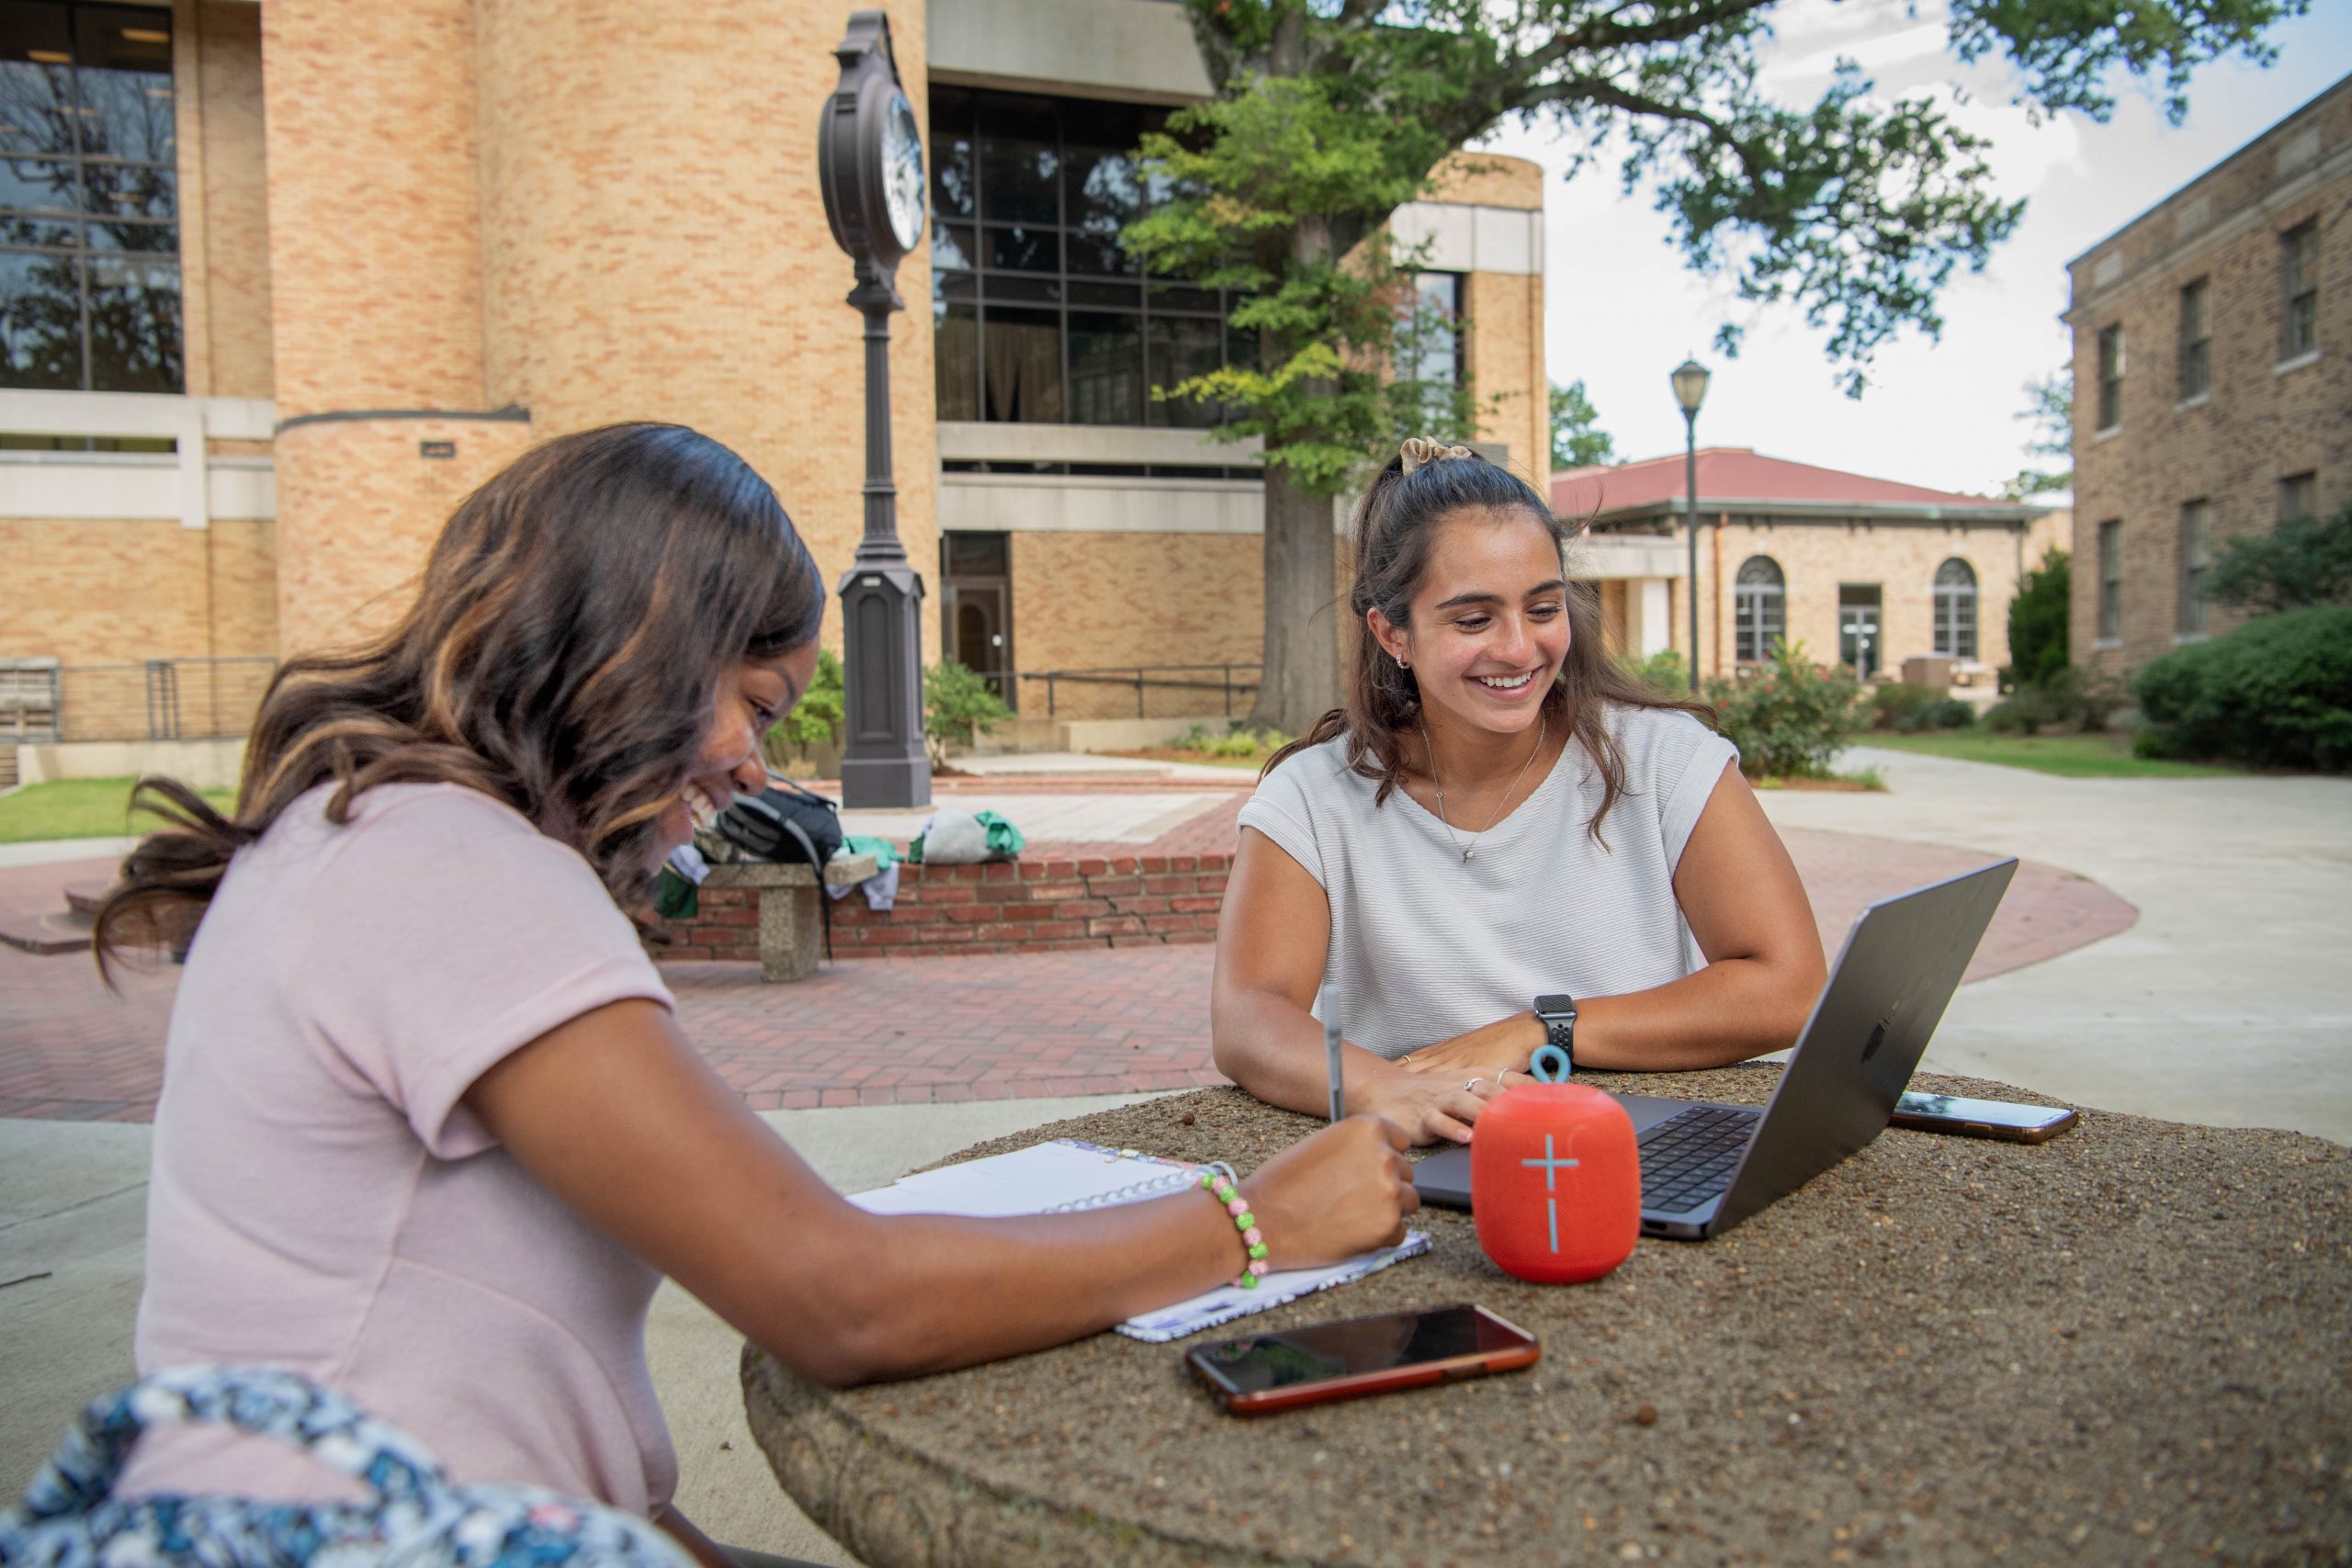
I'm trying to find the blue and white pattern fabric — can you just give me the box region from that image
[0,1365,690,1568]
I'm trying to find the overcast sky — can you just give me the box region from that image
[1477,0,2351,497]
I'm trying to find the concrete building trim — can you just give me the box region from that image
[0,456,275,523]
[937,422,1262,466]
[1584,499,2043,528]
[1389,201,1544,276]
[274,405,532,434]
[0,390,275,530]
[927,0,1212,104]
[940,477,1262,536]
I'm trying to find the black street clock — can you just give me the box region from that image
[818,11,932,810]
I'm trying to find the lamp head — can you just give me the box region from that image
[1670,357,1711,416]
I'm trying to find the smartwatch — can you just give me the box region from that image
[1533,994,1577,1072]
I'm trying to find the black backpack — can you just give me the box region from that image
[715,777,847,962]
[718,777,845,871]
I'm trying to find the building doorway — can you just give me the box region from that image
[941,531,1016,709]
[1838,584,1883,679]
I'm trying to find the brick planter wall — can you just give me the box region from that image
[656,854,1231,964]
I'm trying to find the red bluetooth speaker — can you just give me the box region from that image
[1471,1083,1641,1284]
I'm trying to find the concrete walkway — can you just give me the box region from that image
[1766,745,2352,1145]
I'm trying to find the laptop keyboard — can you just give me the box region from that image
[1638,1105,1761,1213]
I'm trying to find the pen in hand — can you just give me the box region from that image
[1324,1001,1345,1124]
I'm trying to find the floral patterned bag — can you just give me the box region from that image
[0,1365,689,1568]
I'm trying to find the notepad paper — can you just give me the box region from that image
[849,1139,1430,1342]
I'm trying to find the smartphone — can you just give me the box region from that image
[1892,1090,2079,1144]
[1185,1303,1540,1416]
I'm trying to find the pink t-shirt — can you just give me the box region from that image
[128,782,680,1514]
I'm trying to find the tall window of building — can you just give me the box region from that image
[2278,470,2317,524]
[1932,558,1977,660]
[1733,555,1784,663]
[2097,520,2122,641]
[2096,325,2124,430]
[2279,220,2318,362]
[1396,271,1464,386]
[2177,500,2211,637]
[929,88,1253,429]
[2177,278,2210,402]
[0,2,179,392]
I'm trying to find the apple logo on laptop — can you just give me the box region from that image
[1861,1016,1891,1062]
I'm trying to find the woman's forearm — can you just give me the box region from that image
[760,1187,1245,1386]
[1573,953,1818,1070]
[1212,986,1402,1118]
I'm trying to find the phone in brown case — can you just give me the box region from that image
[1186,1303,1540,1416]
[1892,1091,2080,1144]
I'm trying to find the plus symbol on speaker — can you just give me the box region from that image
[1521,1134,1579,1252]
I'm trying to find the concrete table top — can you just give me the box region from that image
[742,1071,2349,1567]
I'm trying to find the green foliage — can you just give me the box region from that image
[922,660,1012,767]
[762,648,844,771]
[1615,648,1689,696]
[1702,641,1864,780]
[1871,682,1980,733]
[1984,666,2123,736]
[1550,379,1615,471]
[2205,500,2352,615]
[1172,723,1292,759]
[2005,547,2071,690]
[2132,606,2352,771]
[1998,372,2074,500]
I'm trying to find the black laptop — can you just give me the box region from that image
[1412,858,2018,1240]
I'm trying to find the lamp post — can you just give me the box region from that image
[819,12,932,807]
[1669,356,1711,692]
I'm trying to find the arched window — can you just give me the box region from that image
[1734,556,1785,663]
[1933,558,1977,660]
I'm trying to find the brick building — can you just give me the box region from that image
[1554,449,2060,683]
[2065,74,2349,675]
[0,0,1592,773]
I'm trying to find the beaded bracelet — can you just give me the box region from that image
[1199,1160,1272,1289]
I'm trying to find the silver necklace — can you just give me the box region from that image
[1416,712,1546,863]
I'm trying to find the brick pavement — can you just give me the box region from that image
[0,791,2133,1122]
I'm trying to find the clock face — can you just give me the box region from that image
[880,90,925,254]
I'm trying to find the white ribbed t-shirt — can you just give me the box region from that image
[1235,704,1740,1058]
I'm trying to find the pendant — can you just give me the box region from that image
[1463,849,1476,863]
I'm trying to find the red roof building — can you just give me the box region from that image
[1549,448,2061,684]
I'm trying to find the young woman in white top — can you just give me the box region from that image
[97,424,1417,1566]
[1213,439,1827,1146]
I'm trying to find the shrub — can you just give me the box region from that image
[2004,547,2070,691]
[1702,641,1864,780]
[923,660,1012,766]
[2132,605,2352,771]
[763,648,844,764]
[1870,682,1939,731]
[2206,501,2352,614]
[1984,665,2123,736]
[1917,696,1977,731]
[1616,649,1689,696]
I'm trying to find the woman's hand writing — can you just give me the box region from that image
[1238,1114,1419,1268]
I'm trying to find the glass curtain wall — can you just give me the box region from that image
[0,1,179,391]
[930,87,1254,430]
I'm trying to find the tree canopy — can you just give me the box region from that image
[1999,370,2074,502]
[1550,379,1616,470]
[1120,0,2303,731]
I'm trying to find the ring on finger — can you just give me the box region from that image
[1464,1077,1483,1091]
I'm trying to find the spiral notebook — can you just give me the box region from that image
[849,1139,1430,1343]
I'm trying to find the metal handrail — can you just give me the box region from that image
[1015,663,1263,718]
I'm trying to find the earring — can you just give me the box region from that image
[1396,653,1409,670]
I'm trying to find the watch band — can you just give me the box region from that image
[1533,993,1577,1072]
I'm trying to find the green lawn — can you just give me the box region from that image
[0,777,236,843]
[1853,728,2236,779]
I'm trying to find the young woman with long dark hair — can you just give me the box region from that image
[97,425,1417,1565]
[1211,439,1827,1146]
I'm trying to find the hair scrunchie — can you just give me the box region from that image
[1398,436,1474,474]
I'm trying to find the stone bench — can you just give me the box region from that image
[703,852,879,982]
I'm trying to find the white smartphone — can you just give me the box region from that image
[1892,1091,2079,1144]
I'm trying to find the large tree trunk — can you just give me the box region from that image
[1250,460,1343,735]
